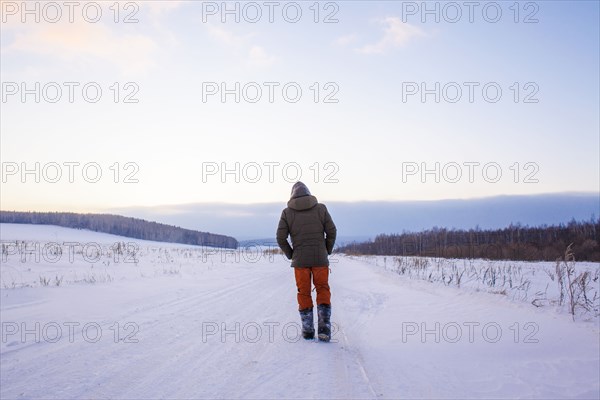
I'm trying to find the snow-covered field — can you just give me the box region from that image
[350,255,600,322]
[1,223,599,399]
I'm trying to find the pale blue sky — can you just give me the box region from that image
[1,1,598,212]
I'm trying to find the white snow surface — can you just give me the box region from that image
[1,223,599,399]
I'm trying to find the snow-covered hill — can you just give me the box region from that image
[1,224,599,399]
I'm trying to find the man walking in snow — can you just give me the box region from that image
[276,181,337,341]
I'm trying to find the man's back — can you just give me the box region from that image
[276,182,336,268]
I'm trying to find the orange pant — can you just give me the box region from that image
[294,266,331,310]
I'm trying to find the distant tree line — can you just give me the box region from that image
[337,218,600,262]
[0,211,238,249]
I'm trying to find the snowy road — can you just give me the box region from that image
[1,226,599,399]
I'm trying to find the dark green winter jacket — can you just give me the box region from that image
[276,183,337,268]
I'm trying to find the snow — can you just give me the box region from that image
[1,223,599,399]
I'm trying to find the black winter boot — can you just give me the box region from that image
[317,304,331,342]
[299,308,315,340]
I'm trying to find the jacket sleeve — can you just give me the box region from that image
[276,209,293,260]
[323,206,337,255]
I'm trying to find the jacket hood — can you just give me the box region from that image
[290,181,311,199]
[287,195,318,211]
[288,181,317,210]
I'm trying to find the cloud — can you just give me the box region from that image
[142,0,183,16]
[356,17,425,54]
[107,193,600,239]
[4,21,157,76]
[205,24,277,68]
[333,34,358,47]
[205,23,254,46]
[247,46,278,67]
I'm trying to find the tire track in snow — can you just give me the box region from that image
[94,270,290,398]
[337,326,379,399]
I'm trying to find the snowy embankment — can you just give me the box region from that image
[1,223,599,399]
[347,255,600,322]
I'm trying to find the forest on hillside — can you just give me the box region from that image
[337,218,600,262]
[0,211,238,249]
